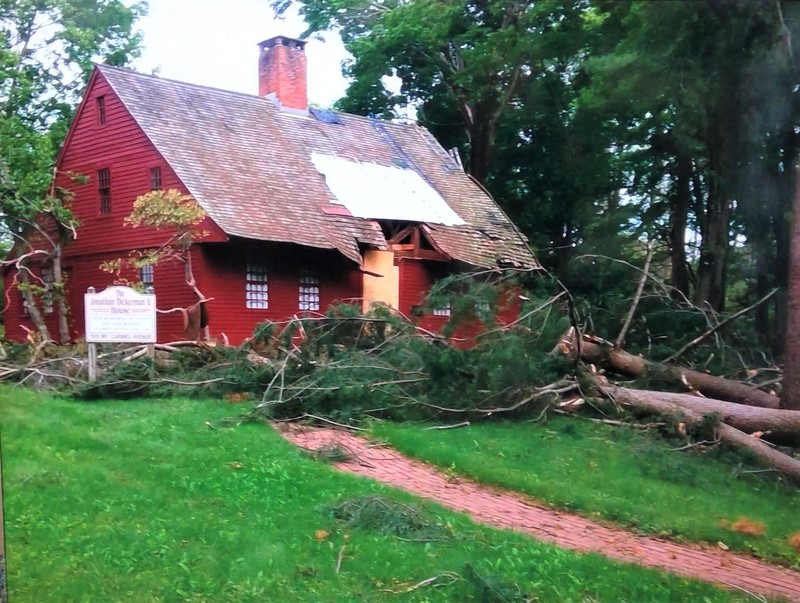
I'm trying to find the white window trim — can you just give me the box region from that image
[42,267,54,314]
[246,262,269,309]
[298,268,320,312]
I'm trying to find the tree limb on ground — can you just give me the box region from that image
[561,331,780,409]
[596,383,800,482]
[599,384,800,443]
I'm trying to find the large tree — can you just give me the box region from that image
[0,0,146,342]
[275,0,592,184]
[583,1,799,314]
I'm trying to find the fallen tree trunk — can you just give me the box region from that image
[566,334,780,409]
[599,384,800,482]
[601,385,800,442]
[716,423,800,483]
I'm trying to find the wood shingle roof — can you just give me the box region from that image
[97,64,539,270]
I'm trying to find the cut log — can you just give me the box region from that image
[717,423,800,483]
[566,334,780,409]
[598,384,800,483]
[601,385,800,441]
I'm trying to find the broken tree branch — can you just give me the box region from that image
[596,383,800,481]
[663,288,779,364]
[599,384,800,443]
[424,421,471,430]
[615,241,654,349]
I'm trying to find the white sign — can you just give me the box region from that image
[84,286,157,343]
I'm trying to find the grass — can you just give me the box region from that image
[371,418,800,568]
[0,387,748,602]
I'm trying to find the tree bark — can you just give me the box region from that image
[693,187,730,312]
[781,162,800,409]
[570,335,780,409]
[18,267,51,342]
[601,384,800,442]
[598,384,800,482]
[668,151,692,297]
[51,243,70,344]
[465,101,497,184]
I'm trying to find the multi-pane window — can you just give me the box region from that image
[150,166,162,190]
[98,168,111,214]
[432,301,451,317]
[42,267,54,314]
[475,300,491,317]
[20,291,29,317]
[298,268,320,311]
[96,96,106,125]
[140,264,154,288]
[246,263,269,309]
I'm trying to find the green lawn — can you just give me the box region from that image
[0,387,746,602]
[372,418,800,568]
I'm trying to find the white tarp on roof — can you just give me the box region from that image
[311,152,466,226]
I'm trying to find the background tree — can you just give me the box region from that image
[276,0,592,184]
[273,0,800,365]
[583,1,800,315]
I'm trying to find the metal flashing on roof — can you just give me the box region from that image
[309,107,343,124]
[310,153,466,227]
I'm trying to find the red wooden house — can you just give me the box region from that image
[3,36,539,345]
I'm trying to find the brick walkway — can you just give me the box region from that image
[280,425,800,602]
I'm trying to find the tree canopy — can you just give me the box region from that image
[272,0,800,359]
[0,0,146,342]
[0,0,145,217]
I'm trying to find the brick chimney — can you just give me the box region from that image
[258,35,308,112]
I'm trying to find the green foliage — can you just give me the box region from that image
[73,359,154,400]
[331,495,453,542]
[126,189,206,235]
[99,189,207,288]
[0,0,146,217]
[464,562,531,603]
[68,291,571,423]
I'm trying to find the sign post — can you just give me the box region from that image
[84,286,157,381]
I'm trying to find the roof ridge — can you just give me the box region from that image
[96,64,429,131]
[95,64,272,104]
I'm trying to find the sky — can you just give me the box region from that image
[133,0,350,107]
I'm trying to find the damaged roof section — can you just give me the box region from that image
[96,64,540,271]
[310,153,465,226]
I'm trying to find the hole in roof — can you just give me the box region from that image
[486,210,508,226]
[309,107,343,124]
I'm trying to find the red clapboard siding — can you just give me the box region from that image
[397,258,450,333]
[195,241,362,345]
[3,238,364,345]
[397,258,522,345]
[57,71,226,259]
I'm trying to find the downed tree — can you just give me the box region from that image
[597,383,800,483]
[600,384,800,444]
[563,332,780,409]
